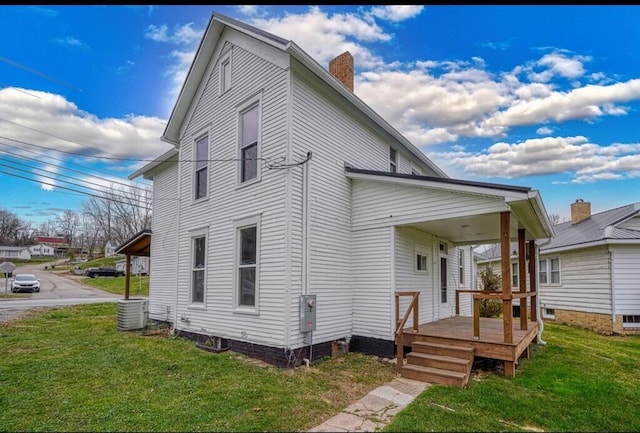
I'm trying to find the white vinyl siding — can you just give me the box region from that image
[395,226,435,326]
[538,247,612,315]
[618,216,640,231]
[173,36,289,346]
[352,227,393,339]
[610,245,640,320]
[351,179,508,231]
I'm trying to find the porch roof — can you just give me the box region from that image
[115,229,152,257]
[345,167,554,245]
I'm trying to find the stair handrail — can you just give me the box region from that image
[394,291,420,372]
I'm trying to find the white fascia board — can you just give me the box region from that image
[128,148,178,180]
[540,238,640,255]
[345,170,528,199]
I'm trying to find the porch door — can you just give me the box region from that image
[439,256,450,318]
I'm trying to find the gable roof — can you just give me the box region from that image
[541,202,640,252]
[479,202,640,259]
[160,11,446,179]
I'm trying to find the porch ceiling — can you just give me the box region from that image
[401,211,521,245]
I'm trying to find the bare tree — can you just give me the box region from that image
[56,210,80,247]
[0,208,22,245]
[548,213,562,225]
[81,182,152,248]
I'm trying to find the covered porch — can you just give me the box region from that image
[346,168,554,387]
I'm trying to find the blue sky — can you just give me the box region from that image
[2,5,640,225]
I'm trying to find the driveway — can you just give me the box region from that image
[0,260,121,323]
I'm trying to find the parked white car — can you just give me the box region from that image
[11,274,40,293]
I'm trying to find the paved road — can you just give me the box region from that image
[0,260,121,323]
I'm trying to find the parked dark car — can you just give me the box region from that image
[84,267,125,278]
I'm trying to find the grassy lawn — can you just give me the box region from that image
[384,321,640,432]
[0,303,396,432]
[80,275,149,297]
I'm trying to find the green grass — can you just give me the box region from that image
[0,303,396,432]
[81,274,149,297]
[384,322,640,432]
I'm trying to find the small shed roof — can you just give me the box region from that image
[116,229,151,257]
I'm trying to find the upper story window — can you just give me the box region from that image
[220,54,231,94]
[512,262,519,287]
[389,147,397,173]
[194,135,208,200]
[240,104,259,184]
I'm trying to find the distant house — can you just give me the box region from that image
[479,199,640,335]
[0,246,31,261]
[115,256,150,275]
[128,12,554,380]
[28,244,55,257]
[104,241,117,257]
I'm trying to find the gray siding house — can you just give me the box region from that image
[479,199,640,335]
[130,12,554,368]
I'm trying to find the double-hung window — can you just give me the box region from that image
[191,234,206,304]
[240,104,259,184]
[389,147,397,173]
[539,257,561,285]
[194,135,208,200]
[415,246,428,274]
[512,262,519,287]
[236,216,260,309]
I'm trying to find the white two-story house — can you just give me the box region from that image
[129,12,554,369]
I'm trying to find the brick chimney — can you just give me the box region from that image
[329,51,354,92]
[571,198,591,224]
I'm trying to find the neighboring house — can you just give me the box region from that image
[479,199,640,336]
[28,244,55,257]
[129,12,554,369]
[115,256,150,275]
[104,241,117,257]
[0,246,31,260]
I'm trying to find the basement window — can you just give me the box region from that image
[623,315,640,327]
[543,308,555,319]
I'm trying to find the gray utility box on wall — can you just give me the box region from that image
[300,295,316,332]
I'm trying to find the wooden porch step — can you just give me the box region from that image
[401,364,467,388]
[411,341,474,360]
[405,352,470,373]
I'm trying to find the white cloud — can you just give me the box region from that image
[236,5,260,16]
[0,87,170,162]
[528,53,590,83]
[369,6,424,22]
[145,23,202,45]
[433,135,640,183]
[536,126,553,135]
[52,36,89,50]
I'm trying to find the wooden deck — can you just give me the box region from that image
[402,316,539,364]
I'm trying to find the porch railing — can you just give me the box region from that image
[455,289,537,343]
[394,291,420,372]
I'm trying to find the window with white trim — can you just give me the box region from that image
[236,217,259,308]
[623,315,640,327]
[459,249,465,285]
[240,104,259,184]
[191,235,206,304]
[194,135,208,200]
[543,308,555,319]
[220,53,231,94]
[389,147,397,173]
[539,257,561,285]
[415,246,428,274]
[512,262,519,287]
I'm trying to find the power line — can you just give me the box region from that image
[0,55,82,92]
[0,169,151,211]
[0,160,151,208]
[0,142,151,193]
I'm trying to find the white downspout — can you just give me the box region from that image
[609,248,617,329]
[172,151,182,334]
[535,240,550,345]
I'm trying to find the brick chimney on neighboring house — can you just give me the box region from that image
[571,198,591,224]
[329,51,354,92]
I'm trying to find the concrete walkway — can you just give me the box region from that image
[308,376,429,432]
